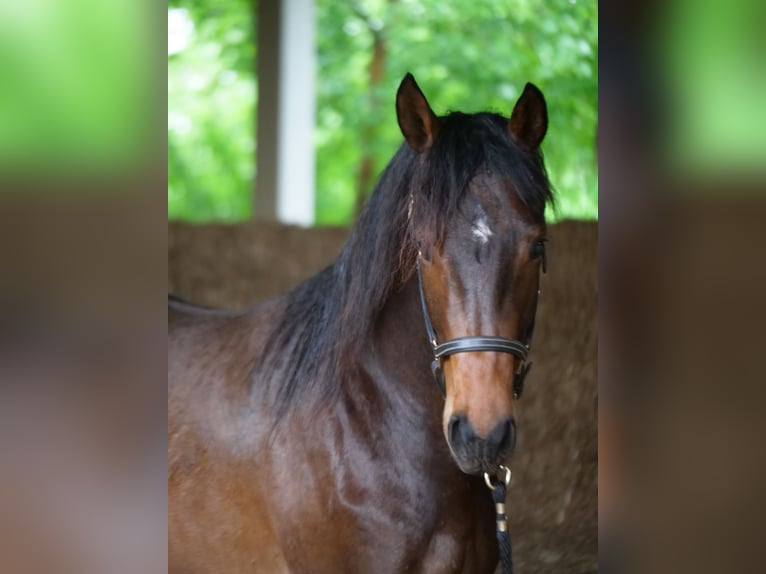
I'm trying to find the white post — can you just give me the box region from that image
[255,0,315,226]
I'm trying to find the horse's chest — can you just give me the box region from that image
[278,489,497,574]
[409,514,498,574]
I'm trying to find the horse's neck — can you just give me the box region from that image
[326,279,489,546]
[372,277,441,397]
[355,277,451,454]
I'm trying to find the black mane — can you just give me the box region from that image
[258,111,553,414]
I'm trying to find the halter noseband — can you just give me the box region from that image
[416,254,537,399]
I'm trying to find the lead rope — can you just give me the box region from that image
[485,466,513,574]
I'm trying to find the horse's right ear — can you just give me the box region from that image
[396,73,440,151]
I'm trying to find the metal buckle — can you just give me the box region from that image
[483,465,512,490]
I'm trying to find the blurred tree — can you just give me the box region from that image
[168,0,256,221]
[168,0,598,224]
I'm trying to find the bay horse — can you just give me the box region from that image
[169,73,553,573]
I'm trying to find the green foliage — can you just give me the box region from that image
[168,0,598,223]
[168,0,255,221]
[315,0,598,224]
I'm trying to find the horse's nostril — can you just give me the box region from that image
[448,414,474,448]
[489,416,516,454]
[448,414,462,446]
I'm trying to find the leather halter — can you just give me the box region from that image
[416,254,537,399]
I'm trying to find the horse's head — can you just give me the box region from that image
[397,74,551,475]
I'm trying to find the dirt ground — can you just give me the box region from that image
[168,218,598,573]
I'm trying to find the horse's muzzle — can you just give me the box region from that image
[447,414,516,474]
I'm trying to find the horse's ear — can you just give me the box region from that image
[508,82,548,150]
[396,73,440,151]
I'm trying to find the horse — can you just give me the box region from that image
[169,73,553,573]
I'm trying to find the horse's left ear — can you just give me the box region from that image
[396,73,440,151]
[508,82,548,150]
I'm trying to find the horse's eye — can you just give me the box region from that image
[530,239,547,272]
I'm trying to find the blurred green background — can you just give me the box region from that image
[0,0,147,172]
[168,0,598,224]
